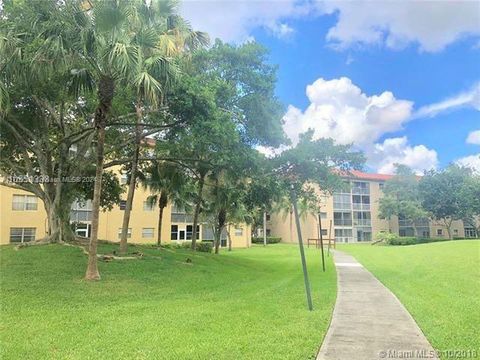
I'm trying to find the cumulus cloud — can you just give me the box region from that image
[368,137,439,175]
[281,77,439,174]
[322,1,480,52]
[414,82,480,118]
[456,153,480,172]
[181,1,480,51]
[466,130,480,145]
[180,0,308,43]
[283,77,413,147]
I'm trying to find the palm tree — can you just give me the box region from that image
[140,161,192,246]
[118,0,209,255]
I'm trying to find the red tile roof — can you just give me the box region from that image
[343,170,394,182]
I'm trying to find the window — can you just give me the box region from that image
[266,213,271,221]
[333,193,351,210]
[352,181,369,195]
[10,228,36,243]
[143,201,155,211]
[437,229,443,236]
[266,229,271,236]
[69,144,78,157]
[321,229,328,236]
[465,227,477,238]
[379,182,384,190]
[118,228,132,239]
[70,200,93,222]
[453,229,458,236]
[142,228,154,238]
[319,212,327,219]
[235,227,243,236]
[171,225,178,240]
[12,194,38,211]
[354,211,371,226]
[334,212,352,226]
[185,225,200,240]
[334,228,353,243]
[120,173,128,185]
[119,200,127,210]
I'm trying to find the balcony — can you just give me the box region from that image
[352,203,370,211]
[333,219,353,226]
[354,219,371,226]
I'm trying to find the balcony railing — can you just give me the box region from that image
[352,188,369,195]
[352,203,370,210]
[334,220,353,226]
[354,219,371,226]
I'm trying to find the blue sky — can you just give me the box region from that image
[182,1,480,174]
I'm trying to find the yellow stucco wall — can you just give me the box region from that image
[0,187,48,244]
[1,167,251,248]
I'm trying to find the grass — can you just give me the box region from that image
[338,240,480,355]
[0,243,335,360]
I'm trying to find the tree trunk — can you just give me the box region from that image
[157,204,165,246]
[85,76,114,281]
[191,175,205,250]
[290,187,313,311]
[214,209,226,255]
[227,227,232,252]
[263,211,267,246]
[119,101,142,255]
[444,219,453,239]
[44,199,75,243]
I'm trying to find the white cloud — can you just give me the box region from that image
[281,77,439,174]
[180,0,308,43]
[283,77,413,147]
[181,1,480,51]
[466,130,480,145]
[414,82,480,118]
[321,1,480,52]
[456,153,480,172]
[369,137,439,175]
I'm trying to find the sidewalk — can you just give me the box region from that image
[317,251,438,360]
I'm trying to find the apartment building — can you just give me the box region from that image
[0,167,252,247]
[268,170,478,243]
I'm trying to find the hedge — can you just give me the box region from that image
[251,236,281,244]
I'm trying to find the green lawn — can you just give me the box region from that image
[338,240,480,354]
[0,243,335,360]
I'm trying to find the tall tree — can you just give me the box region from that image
[271,130,365,310]
[419,165,476,239]
[117,0,208,255]
[0,0,100,243]
[378,164,426,237]
[140,161,191,246]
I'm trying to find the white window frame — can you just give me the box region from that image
[235,226,243,236]
[10,227,36,243]
[118,228,132,239]
[12,194,38,211]
[143,201,155,211]
[142,228,154,238]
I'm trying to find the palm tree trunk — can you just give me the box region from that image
[227,227,232,252]
[85,76,114,281]
[191,175,205,250]
[119,101,142,255]
[157,204,165,246]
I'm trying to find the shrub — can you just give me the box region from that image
[373,231,398,245]
[251,236,281,244]
[195,241,213,253]
[388,236,417,246]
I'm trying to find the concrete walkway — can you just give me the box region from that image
[317,251,438,360]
